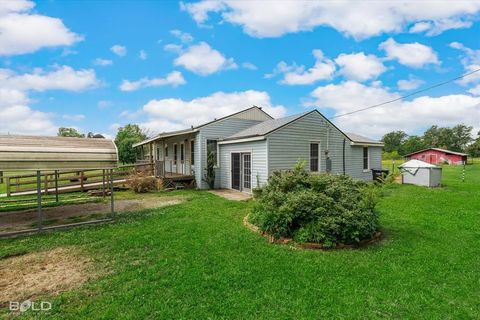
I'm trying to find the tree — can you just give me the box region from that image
[423,124,472,152]
[401,136,426,155]
[114,124,148,164]
[467,131,480,157]
[203,149,216,189]
[87,132,105,139]
[381,131,408,153]
[450,124,473,152]
[57,127,85,138]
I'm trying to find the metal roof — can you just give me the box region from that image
[133,106,273,148]
[0,135,118,171]
[404,148,468,157]
[399,159,439,168]
[345,132,383,145]
[223,112,310,141]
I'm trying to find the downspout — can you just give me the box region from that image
[342,138,346,175]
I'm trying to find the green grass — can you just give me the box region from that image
[1,164,480,319]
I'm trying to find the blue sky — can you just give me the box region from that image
[1,1,480,139]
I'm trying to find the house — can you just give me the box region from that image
[134,106,384,192]
[404,148,467,165]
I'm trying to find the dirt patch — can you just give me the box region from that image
[0,197,184,233]
[0,247,93,307]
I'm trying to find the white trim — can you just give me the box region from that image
[362,146,370,172]
[351,141,384,147]
[229,150,254,194]
[219,136,266,145]
[309,141,320,173]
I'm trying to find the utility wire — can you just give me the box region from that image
[328,67,480,119]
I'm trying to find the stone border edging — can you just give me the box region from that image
[243,214,382,250]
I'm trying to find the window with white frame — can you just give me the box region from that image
[363,146,369,171]
[174,144,178,164]
[190,140,195,165]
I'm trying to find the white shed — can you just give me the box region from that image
[399,159,442,187]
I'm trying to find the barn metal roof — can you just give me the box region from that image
[404,148,468,157]
[0,135,118,171]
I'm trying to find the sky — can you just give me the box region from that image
[1,0,480,139]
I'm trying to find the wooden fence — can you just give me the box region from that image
[3,163,153,197]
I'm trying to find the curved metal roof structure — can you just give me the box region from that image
[0,135,118,171]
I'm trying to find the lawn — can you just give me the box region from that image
[1,164,480,318]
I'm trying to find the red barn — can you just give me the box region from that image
[404,148,467,165]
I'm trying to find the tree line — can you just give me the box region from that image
[381,124,480,159]
[57,125,148,164]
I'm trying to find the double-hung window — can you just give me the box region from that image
[174,144,178,165]
[310,143,319,172]
[363,146,369,171]
[190,140,195,165]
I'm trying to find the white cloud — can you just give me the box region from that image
[409,19,472,36]
[0,65,98,135]
[469,84,480,96]
[110,44,127,57]
[267,50,335,85]
[93,58,113,66]
[119,71,186,92]
[449,42,480,86]
[308,80,480,137]
[139,50,147,60]
[174,42,237,76]
[334,52,386,81]
[242,62,257,70]
[170,29,194,43]
[164,43,183,53]
[397,76,425,90]
[98,100,112,109]
[141,90,287,132]
[379,38,440,68]
[0,65,99,92]
[0,0,82,55]
[62,114,85,121]
[181,1,480,40]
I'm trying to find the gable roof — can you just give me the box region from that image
[404,148,468,157]
[133,106,272,147]
[399,159,439,168]
[345,132,383,146]
[221,110,382,146]
[223,112,310,141]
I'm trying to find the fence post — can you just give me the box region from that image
[102,169,106,198]
[110,169,115,219]
[37,171,43,233]
[0,171,3,184]
[55,170,59,202]
[80,171,84,192]
[44,173,49,195]
[6,177,11,197]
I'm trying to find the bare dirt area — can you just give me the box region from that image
[0,247,93,307]
[0,196,185,233]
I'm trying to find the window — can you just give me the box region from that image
[363,147,369,171]
[156,146,161,160]
[206,139,218,166]
[164,145,168,157]
[310,143,319,172]
[190,140,195,165]
[180,143,184,162]
[174,144,178,164]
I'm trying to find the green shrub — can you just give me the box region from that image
[249,163,380,248]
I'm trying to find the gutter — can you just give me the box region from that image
[218,136,266,145]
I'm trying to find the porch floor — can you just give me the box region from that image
[208,189,252,201]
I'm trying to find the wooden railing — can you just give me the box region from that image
[154,160,193,177]
[3,163,154,197]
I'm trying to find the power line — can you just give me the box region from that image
[328,67,480,120]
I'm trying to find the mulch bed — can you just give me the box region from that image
[243,214,383,250]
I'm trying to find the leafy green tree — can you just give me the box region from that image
[467,131,480,157]
[57,127,85,138]
[381,131,408,153]
[450,124,473,152]
[401,136,426,155]
[203,149,216,189]
[114,124,148,164]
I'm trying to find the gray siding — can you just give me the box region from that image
[346,145,382,181]
[219,140,268,190]
[267,111,382,181]
[197,118,264,189]
[268,112,347,175]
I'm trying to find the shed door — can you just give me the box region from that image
[231,153,241,190]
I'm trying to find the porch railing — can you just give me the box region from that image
[154,160,193,177]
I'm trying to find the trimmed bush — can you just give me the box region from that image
[249,163,380,248]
